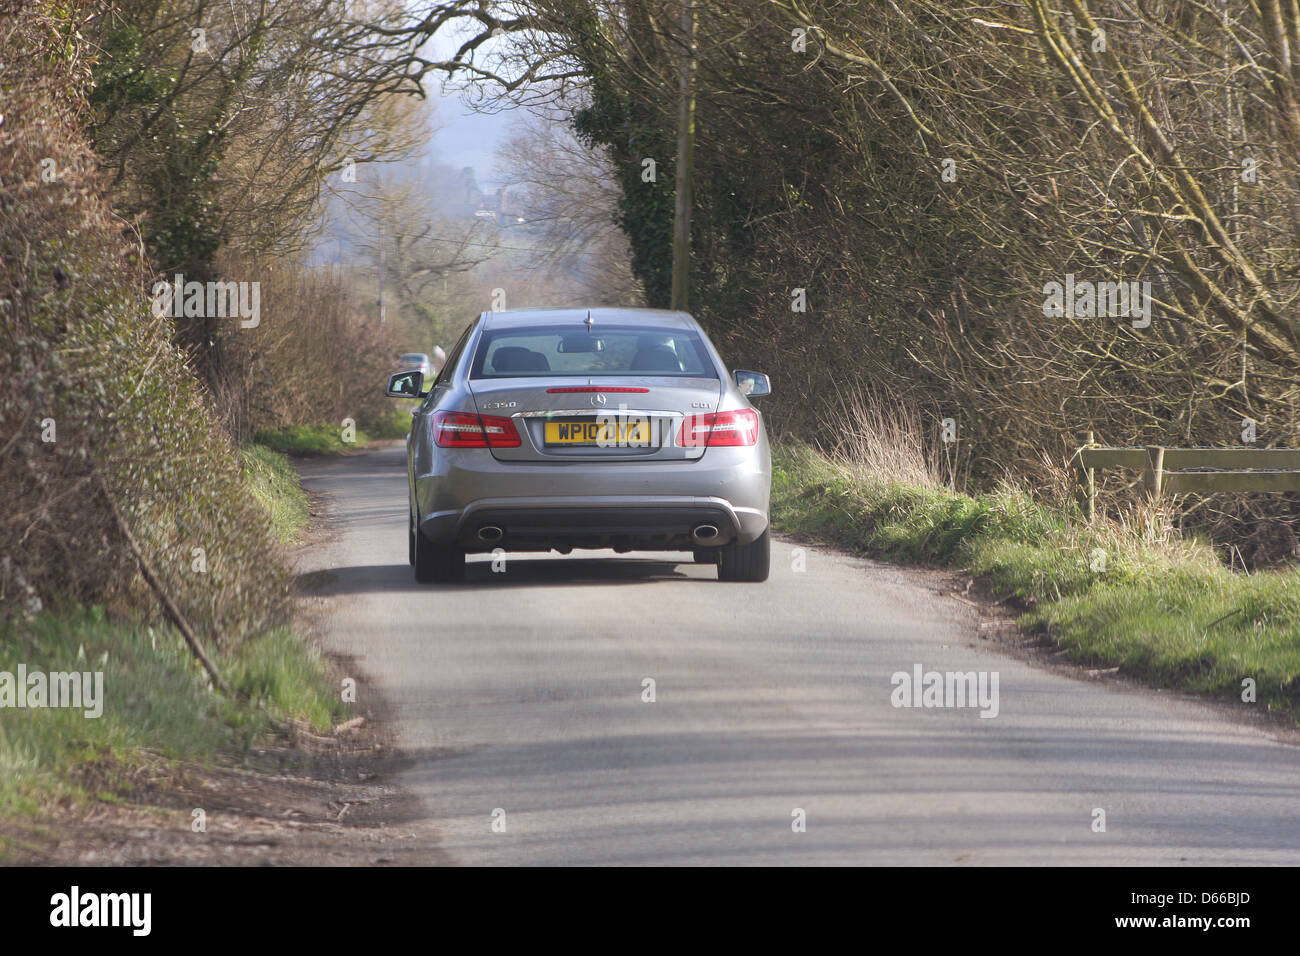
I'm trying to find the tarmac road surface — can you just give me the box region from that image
[296,444,1300,865]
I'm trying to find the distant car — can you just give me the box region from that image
[397,352,433,379]
[385,307,772,583]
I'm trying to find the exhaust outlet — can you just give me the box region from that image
[477,525,504,543]
[692,524,720,544]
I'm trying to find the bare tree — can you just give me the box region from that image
[496,105,644,303]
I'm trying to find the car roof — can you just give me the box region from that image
[479,308,698,331]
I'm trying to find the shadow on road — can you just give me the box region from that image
[299,555,706,595]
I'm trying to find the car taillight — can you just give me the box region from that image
[677,409,760,447]
[431,410,521,448]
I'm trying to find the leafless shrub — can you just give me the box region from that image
[213,252,404,441]
[818,388,941,489]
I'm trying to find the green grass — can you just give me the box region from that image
[772,442,1300,718]
[242,443,310,543]
[2,443,349,851]
[252,422,373,455]
[0,607,349,833]
[227,627,346,732]
[368,405,416,440]
[1,444,346,833]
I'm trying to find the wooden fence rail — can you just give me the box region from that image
[1076,431,1300,521]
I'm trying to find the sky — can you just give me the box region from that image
[424,91,516,189]
[307,13,524,263]
[418,14,524,189]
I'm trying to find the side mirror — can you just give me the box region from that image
[386,370,425,398]
[732,369,771,398]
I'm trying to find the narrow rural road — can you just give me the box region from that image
[296,444,1300,865]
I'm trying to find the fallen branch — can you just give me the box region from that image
[97,470,233,697]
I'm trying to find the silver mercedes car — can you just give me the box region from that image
[385,307,772,583]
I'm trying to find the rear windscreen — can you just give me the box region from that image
[470,325,718,379]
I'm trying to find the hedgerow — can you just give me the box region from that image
[0,4,289,643]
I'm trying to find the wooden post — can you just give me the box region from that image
[1082,430,1096,523]
[670,0,696,312]
[1143,445,1165,501]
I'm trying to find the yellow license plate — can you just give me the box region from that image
[544,419,652,446]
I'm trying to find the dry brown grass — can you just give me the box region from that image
[817,387,942,489]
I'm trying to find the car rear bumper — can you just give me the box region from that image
[432,497,762,551]
[414,447,770,551]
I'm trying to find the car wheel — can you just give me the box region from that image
[413,526,465,583]
[408,514,416,566]
[693,548,719,564]
[717,529,770,582]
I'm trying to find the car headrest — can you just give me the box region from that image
[630,345,682,372]
[492,346,551,372]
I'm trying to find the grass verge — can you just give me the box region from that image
[367,405,416,440]
[252,408,412,455]
[772,442,1300,719]
[242,443,310,543]
[252,423,373,455]
[0,608,348,826]
[0,446,346,852]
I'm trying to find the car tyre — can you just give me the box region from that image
[413,524,465,583]
[717,529,770,582]
[693,548,720,564]
[408,514,416,566]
